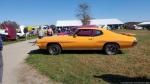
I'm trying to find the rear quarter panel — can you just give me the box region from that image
[101,30,135,48]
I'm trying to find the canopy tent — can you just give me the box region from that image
[138,22,150,30]
[56,20,82,27]
[56,19,124,27]
[138,22,150,25]
[90,19,124,25]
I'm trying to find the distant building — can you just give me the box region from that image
[56,19,124,29]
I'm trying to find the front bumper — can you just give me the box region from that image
[132,41,137,46]
[36,41,47,49]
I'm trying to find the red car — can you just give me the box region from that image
[0,23,16,40]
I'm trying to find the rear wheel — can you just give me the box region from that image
[47,44,61,55]
[104,43,119,55]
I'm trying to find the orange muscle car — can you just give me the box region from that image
[36,27,137,55]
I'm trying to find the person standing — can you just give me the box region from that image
[24,27,28,40]
[0,35,3,84]
[47,27,53,36]
[38,26,45,39]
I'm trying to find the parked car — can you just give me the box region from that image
[36,27,137,55]
[0,24,16,40]
[0,29,7,41]
[16,25,25,39]
[134,25,143,30]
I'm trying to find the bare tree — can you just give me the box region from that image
[76,3,91,25]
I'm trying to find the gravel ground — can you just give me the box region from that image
[2,39,55,84]
[18,63,60,84]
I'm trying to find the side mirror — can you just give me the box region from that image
[73,34,77,38]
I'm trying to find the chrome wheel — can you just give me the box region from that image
[48,44,61,55]
[104,43,119,55]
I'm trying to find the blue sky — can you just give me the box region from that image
[0,0,150,25]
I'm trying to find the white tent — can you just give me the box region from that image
[90,19,123,25]
[56,19,123,27]
[56,20,82,26]
[139,22,150,25]
[138,22,150,30]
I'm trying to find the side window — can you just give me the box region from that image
[76,29,92,36]
[92,30,103,36]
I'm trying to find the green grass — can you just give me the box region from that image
[26,30,150,84]
[3,35,38,45]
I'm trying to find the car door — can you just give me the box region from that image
[90,29,104,49]
[64,29,95,49]
[74,29,94,49]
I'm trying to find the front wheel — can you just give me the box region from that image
[104,43,119,55]
[47,44,61,55]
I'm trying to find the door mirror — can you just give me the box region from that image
[73,34,77,38]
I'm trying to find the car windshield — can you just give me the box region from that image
[68,28,78,35]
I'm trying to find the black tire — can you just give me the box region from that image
[47,44,61,55]
[104,43,119,55]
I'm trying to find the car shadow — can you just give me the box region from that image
[28,49,49,55]
[62,50,105,54]
[28,49,124,55]
[93,74,150,84]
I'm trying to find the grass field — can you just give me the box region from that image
[26,30,150,84]
[3,35,37,45]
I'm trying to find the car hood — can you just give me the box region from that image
[45,35,70,39]
[37,35,71,42]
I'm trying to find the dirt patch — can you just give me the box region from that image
[18,63,61,84]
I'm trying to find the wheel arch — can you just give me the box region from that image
[47,42,62,49]
[103,42,120,50]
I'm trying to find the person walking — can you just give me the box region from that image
[47,27,53,36]
[38,26,45,39]
[0,35,3,84]
[24,27,28,40]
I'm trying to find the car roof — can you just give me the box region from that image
[78,27,114,34]
[78,27,106,31]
